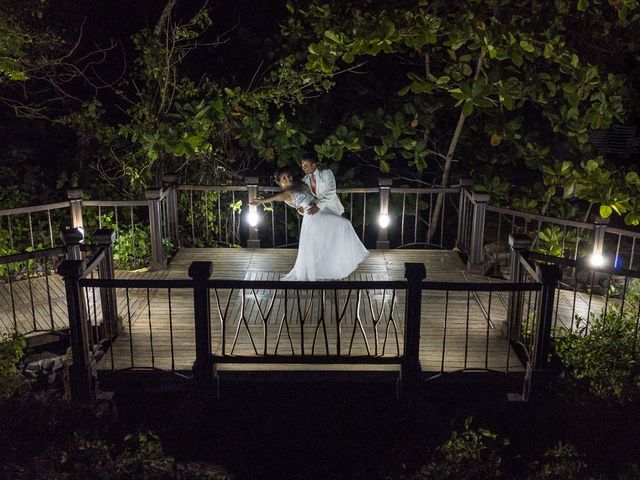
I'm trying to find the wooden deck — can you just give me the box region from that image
[0,248,612,376]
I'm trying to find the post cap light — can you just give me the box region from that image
[247,210,259,227]
[378,214,390,229]
[589,253,606,268]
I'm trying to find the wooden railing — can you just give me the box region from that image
[56,242,564,402]
[3,175,639,277]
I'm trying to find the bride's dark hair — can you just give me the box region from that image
[272,166,295,185]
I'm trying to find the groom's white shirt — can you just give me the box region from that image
[303,168,345,216]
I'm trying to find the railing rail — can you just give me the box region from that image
[3,177,640,277]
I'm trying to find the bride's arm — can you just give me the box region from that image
[250,190,292,205]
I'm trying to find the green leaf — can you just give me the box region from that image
[380,159,390,173]
[599,205,613,218]
[519,40,535,53]
[324,30,341,43]
[462,100,474,117]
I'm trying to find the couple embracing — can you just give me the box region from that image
[251,154,369,281]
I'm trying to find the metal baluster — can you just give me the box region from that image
[284,202,288,245]
[7,262,17,330]
[630,237,636,269]
[440,290,449,373]
[427,192,433,245]
[350,193,353,223]
[401,193,406,246]
[114,206,119,237]
[271,207,275,247]
[26,257,37,331]
[231,191,236,244]
[44,257,54,330]
[485,291,493,369]
[570,270,578,330]
[205,191,210,245]
[130,206,136,267]
[126,288,134,368]
[8,215,14,250]
[414,194,419,245]
[190,190,195,244]
[28,212,34,249]
[47,210,54,247]
[362,193,367,240]
[464,290,470,368]
[91,270,99,345]
[217,191,222,244]
[147,288,155,368]
[98,205,102,228]
[168,288,175,371]
[440,192,445,248]
[553,284,561,330]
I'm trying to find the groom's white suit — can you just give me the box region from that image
[303,168,345,216]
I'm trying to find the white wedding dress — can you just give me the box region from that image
[282,184,369,281]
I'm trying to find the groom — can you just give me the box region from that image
[300,154,344,216]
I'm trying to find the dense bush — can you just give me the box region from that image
[0,331,28,398]
[0,332,231,479]
[554,310,640,403]
[412,417,508,479]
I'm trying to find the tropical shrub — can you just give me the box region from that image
[414,417,508,479]
[0,330,27,398]
[554,310,640,403]
[525,442,591,480]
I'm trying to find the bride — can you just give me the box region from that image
[250,167,369,281]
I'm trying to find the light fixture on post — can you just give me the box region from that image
[247,207,259,227]
[378,213,390,229]
[245,176,261,248]
[376,177,393,249]
[588,252,606,268]
[588,214,609,269]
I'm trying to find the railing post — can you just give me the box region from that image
[60,226,85,261]
[162,174,180,249]
[504,234,532,340]
[245,176,260,248]
[533,264,562,370]
[188,261,217,394]
[58,259,96,402]
[67,189,84,230]
[456,178,473,250]
[591,214,609,259]
[93,229,121,339]
[402,262,426,394]
[145,188,166,270]
[376,177,392,249]
[467,191,490,274]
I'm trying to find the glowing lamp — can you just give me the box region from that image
[247,210,259,227]
[378,214,390,229]
[589,253,606,268]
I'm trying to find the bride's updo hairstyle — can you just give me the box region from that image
[272,166,295,185]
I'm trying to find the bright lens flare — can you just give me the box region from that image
[247,211,259,227]
[589,253,606,268]
[378,214,390,229]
